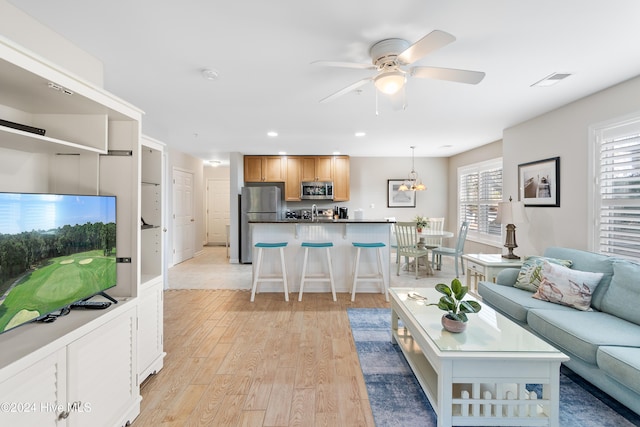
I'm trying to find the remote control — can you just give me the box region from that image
[71,301,112,310]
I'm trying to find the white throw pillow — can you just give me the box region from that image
[514,256,573,292]
[532,261,604,311]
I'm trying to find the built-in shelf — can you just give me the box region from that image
[0,125,106,154]
[0,35,142,426]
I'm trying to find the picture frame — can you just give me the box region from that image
[387,179,416,208]
[518,156,560,207]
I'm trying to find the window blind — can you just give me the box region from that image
[598,133,640,260]
[459,159,502,244]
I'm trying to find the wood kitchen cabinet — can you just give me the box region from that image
[245,155,350,201]
[244,156,285,182]
[284,157,302,201]
[333,155,350,201]
[301,156,333,182]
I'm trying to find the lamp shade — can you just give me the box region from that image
[495,199,528,224]
[373,71,405,94]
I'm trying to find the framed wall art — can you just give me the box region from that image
[387,179,416,208]
[518,156,560,207]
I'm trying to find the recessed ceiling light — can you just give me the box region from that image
[207,160,221,167]
[201,69,219,81]
[278,151,286,155]
[355,132,366,137]
[267,131,278,137]
[531,72,572,87]
[332,151,341,155]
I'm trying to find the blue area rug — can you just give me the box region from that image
[348,308,640,427]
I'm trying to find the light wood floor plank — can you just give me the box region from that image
[137,289,390,426]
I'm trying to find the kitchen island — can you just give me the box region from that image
[249,219,393,296]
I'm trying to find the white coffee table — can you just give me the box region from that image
[390,288,569,427]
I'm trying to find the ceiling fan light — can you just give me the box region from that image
[374,71,405,95]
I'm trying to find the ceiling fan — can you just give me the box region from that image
[313,30,485,106]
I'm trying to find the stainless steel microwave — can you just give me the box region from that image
[301,181,334,200]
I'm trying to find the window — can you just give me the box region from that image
[458,158,503,245]
[591,116,640,261]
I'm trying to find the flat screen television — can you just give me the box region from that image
[0,192,117,334]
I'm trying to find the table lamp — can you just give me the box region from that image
[495,196,528,259]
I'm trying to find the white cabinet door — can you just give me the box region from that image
[67,308,138,427]
[138,279,165,383]
[0,350,66,427]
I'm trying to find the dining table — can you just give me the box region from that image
[417,229,454,275]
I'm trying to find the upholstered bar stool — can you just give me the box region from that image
[251,242,289,302]
[298,242,336,302]
[351,242,388,302]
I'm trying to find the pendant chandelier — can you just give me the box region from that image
[398,146,426,191]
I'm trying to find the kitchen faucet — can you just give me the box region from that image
[311,204,318,222]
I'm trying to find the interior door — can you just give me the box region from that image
[206,178,230,245]
[173,169,194,264]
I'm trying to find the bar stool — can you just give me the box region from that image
[298,242,336,302]
[351,242,388,302]
[251,242,289,302]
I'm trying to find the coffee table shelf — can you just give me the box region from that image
[390,288,568,427]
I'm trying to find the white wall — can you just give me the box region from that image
[348,156,448,221]
[504,74,640,256]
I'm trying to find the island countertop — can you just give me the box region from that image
[248,220,392,295]
[249,219,395,224]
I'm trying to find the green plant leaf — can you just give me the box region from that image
[450,312,468,322]
[459,300,482,314]
[438,296,456,311]
[435,283,452,296]
[451,278,469,300]
[451,278,462,293]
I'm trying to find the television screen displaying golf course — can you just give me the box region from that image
[0,192,117,334]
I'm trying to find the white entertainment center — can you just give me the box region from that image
[0,30,165,427]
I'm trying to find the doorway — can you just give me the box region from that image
[206,178,230,245]
[172,168,195,264]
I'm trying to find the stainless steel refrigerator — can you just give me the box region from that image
[240,186,281,263]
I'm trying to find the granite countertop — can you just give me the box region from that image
[249,219,394,224]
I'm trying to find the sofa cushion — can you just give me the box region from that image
[527,309,640,365]
[597,346,640,394]
[531,262,603,311]
[514,256,573,292]
[478,281,574,324]
[543,247,614,310]
[601,260,640,326]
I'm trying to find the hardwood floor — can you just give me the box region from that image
[134,246,455,426]
[134,289,390,426]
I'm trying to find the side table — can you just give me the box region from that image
[462,253,523,293]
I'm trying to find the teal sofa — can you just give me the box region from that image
[478,247,640,416]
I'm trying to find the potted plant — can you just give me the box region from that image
[429,278,482,333]
[414,215,428,232]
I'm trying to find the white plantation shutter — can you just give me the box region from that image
[597,131,640,260]
[458,158,503,245]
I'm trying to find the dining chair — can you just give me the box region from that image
[431,221,470,277]
[395,222,429,279]
[422,217,445,250]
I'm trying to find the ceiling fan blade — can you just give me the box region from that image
[319,78,372,103]
[397,30,456,65]
[411,66,486,84]
[311,60,375,70]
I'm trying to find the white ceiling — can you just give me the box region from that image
[9,1,640,162]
